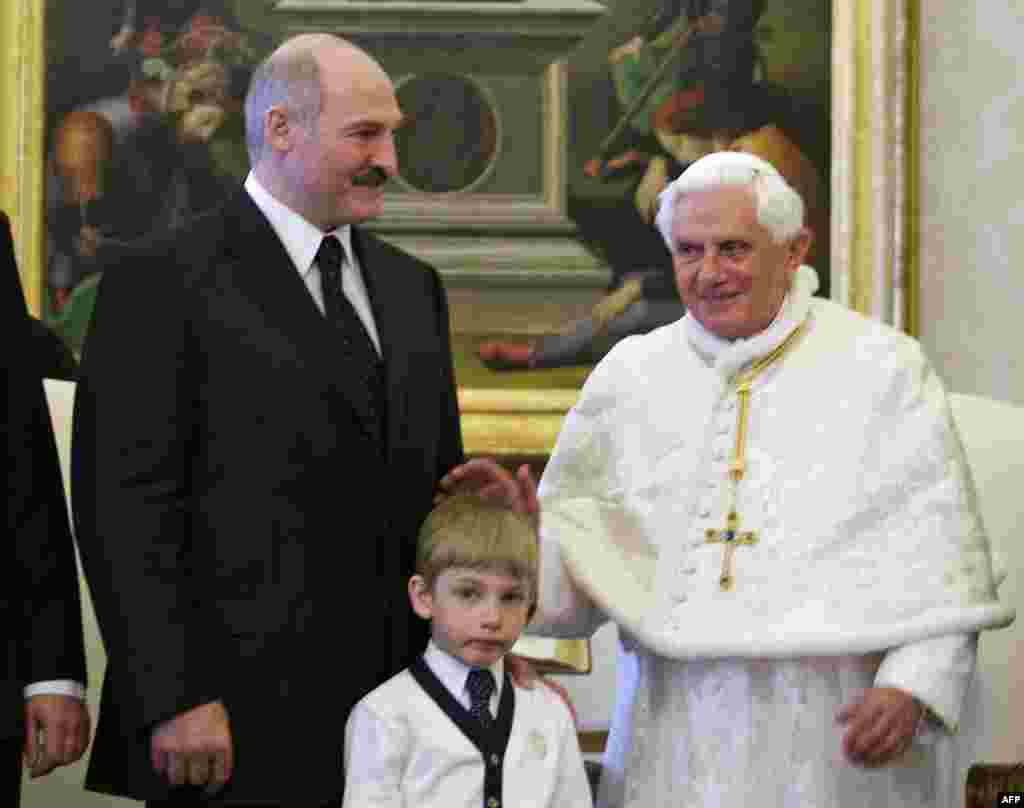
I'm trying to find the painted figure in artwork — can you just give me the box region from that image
[479,0,829,372]
[44,3,258,349]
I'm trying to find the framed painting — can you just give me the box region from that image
[4,0,916,413]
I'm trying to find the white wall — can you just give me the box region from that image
[918,3,1024,403]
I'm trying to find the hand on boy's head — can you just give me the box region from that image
[438,459,540,530]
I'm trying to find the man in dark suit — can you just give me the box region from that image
[4,211,91,807]
[71,34,479,807]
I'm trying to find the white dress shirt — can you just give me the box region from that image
[244,172,382,355]
[422,641,502,716]
[24,680,85,700]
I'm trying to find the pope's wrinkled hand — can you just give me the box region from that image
[23,694,91,778]
[836,686,923,767]
[151,700,233,794]
[438,459,539,530]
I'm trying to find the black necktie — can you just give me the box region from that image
[316,235,385,439]
[466,668,496,728]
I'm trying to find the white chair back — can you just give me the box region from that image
[948,393,1024,786]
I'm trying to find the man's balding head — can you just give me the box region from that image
[244,34,385,166]
[243,33,401,231]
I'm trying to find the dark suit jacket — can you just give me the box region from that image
[72,191,464,805]
[3,211,87,741]
[27,317,78,382]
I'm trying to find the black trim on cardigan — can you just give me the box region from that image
[409,657,515,808]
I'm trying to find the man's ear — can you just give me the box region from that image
[787,227,813,270]
[408,575,434,621]
[264,107,293,153]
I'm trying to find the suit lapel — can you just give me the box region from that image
[350,228,410,463]
[220,193,380,444]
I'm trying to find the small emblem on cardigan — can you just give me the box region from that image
[526,730,547,759]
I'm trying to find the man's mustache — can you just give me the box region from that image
[351,166,389,187]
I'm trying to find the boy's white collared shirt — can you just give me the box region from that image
[423,640,502,718]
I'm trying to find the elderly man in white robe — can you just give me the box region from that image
[450,151,1014,808]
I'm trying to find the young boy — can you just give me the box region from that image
[342,493,592,807]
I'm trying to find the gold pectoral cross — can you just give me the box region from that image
[696,323,805,594]
[704,509,758,591]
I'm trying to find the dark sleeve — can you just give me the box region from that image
[10,367,88,688]
[72,244,210,730]
[3,211,87,690]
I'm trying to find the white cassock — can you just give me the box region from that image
[530,266,1014,808]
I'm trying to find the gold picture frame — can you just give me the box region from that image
[2,0,49,315]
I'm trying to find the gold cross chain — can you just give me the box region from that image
[697,322,806,593]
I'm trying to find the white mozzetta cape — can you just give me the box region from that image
[536,266,1014,659]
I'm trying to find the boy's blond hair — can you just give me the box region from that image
[416,493,538,597]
